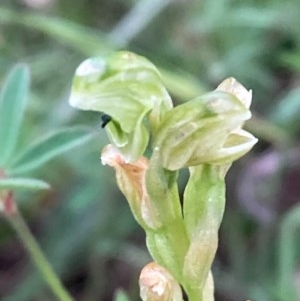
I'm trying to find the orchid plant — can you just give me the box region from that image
[69,51,257,301]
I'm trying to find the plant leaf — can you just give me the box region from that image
[0,64,30,166]
[0,177,50,191]
[10,127,93,174]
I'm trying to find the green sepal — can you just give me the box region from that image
[153,91,257,170]
[69,51,173,162]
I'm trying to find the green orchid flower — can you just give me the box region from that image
[69,51,173,162]
[69,51,258,301]
[152,78,257,170]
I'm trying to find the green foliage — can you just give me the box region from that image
[0,65,93,193]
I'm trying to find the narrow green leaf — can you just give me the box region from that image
[0,64,30,166]
[0,177,50,191]
[10,127,93,174]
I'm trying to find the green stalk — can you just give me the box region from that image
[7,210,75,301]
[186,289,203,301]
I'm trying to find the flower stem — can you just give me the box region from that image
[7,210,75,301]
[186,289,203,301]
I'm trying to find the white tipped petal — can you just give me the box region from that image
[217,77,252,109]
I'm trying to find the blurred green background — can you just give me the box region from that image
[0,0,300,300]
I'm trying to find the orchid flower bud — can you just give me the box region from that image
[152,79,257,170]
[69,51,173,162]
[139,262,183,301]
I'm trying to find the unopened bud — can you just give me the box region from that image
[139,262,182,301]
